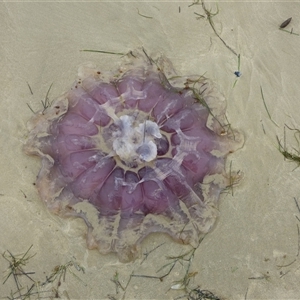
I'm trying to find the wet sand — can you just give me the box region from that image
[1,1,300,299]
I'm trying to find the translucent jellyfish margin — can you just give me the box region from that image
[24,49,244,262]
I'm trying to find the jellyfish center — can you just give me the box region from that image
[112,115,162,167]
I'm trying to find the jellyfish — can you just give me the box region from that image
[24,49,243,262]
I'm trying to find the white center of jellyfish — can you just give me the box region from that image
[112,115,162,164]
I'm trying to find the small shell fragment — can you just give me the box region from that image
[171,283,186,290]
[280,17,292,29]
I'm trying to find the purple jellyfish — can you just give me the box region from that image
[24,49,243,262]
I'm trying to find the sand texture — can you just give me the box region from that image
[1,1,300,299]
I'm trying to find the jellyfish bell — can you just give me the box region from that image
[24,49,243,262]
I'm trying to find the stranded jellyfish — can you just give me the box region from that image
[24,49,243,262]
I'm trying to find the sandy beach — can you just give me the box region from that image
[1,1,300,299]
